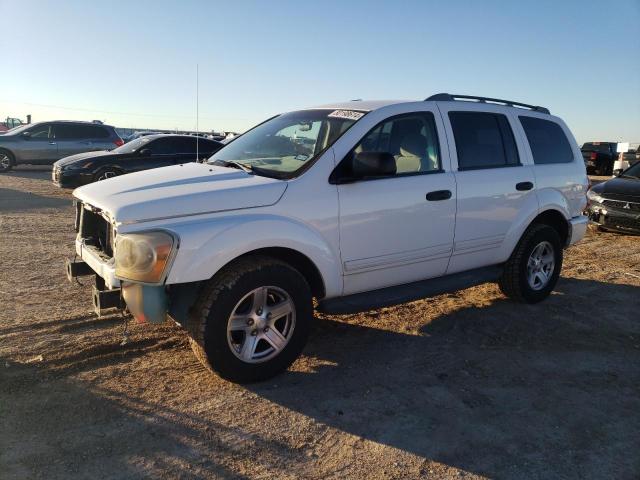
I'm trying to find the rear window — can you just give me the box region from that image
[449,112,519,170]
[520,117,574,164]
[582,142,613,154]
[55,124,110,140]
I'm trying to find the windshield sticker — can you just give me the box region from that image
[328,110,364,121]
[295,154,309,161]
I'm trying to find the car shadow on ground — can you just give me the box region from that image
[246,277,640,479]
[2,277,638,479]
[0,361,266,479]
[0,187,70,212]
[2,166,52,181]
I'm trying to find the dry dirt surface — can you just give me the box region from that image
[1,168,639,480]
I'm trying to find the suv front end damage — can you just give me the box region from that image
[66,200,173,324]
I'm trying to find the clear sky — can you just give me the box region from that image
[1,0,638,143]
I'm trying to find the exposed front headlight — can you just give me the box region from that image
[114,231,175,283]
[587,189,604,204]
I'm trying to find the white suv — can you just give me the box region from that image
[66,94,589,383]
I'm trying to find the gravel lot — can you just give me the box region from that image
[1,168,639,479]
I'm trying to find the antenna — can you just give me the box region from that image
[196,64,199,161]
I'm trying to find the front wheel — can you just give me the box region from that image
[187,256,312,383]
[498,224,563,303]
[94,168,120,182]
[0,149,14,173]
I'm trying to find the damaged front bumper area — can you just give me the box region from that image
[65,255,169,324]
[66,201,171,324]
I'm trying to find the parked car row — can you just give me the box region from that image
[52,134,223,187]
[0,121,123,172]
[581,141,640,176]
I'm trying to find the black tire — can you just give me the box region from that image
[93,168,120,182]
[186,256,313,383]
[498,224,563,304]
[0,149,14,173]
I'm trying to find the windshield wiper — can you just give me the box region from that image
[214,160,254,174]
[619,174,639,179]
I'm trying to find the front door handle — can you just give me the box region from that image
[516,181,534,191]
[426,190,452,201]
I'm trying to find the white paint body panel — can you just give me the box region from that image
[73,98,588,302]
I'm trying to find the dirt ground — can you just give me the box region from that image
[1,168,639,480]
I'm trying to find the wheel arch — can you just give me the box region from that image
[530,209,570,246]
[0,147,16,164]
[164,214,342,299]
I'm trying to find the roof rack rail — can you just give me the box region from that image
[425,93,550,114]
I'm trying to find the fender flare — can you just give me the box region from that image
[165,214,342,298]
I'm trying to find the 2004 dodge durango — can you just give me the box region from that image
[66,94,589,383]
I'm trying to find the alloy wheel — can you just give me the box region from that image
[526,241,555,291]
[226,286,296,363]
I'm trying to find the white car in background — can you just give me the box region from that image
[65,94,589,383]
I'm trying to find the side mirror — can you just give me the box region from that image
[329,151,396,184]
[139,148,151,156]
[21,131,31,139]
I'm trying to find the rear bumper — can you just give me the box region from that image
[568,215,588,246]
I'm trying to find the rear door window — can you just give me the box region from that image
[519,117,574,164]
[448,112,519,170]
[54,124,110,140]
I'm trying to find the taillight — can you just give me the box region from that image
[114,138,124,147]
[590,152,597,160]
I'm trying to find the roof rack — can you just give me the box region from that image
[425,93,550,114]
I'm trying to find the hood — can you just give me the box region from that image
[592,175,640,198]
[73,163,287,224]
[54,150,115,167]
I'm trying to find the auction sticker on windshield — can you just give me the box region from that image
[328,110,364,120]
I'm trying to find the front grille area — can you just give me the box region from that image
[603,198,640,213]
[78,203,115,257]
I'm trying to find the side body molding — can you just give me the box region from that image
[165,214,343,298]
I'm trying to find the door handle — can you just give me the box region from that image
[426,190,452,201]
[516,181,534,191]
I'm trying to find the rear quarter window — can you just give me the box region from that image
[519,116,574,164]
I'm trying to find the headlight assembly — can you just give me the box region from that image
[64,162,92,171]
[114,231,175,283]
[587,189,604,204]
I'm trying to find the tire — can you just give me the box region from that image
[94,168,120,182]
[186,256,313,383]
[0,149,14,173]
[498,223,563,304]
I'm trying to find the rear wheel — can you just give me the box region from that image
[0,149,14,173]
[186,256,312,383]
[498,224,563,303]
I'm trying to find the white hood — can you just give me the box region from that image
[73,163,287,224]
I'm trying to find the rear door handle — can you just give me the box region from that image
[426,190,452,201]
[516,181,534,191]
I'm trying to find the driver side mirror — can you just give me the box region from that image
[21,131,31,139]
[329,151,397,184]
[139,148,151,156]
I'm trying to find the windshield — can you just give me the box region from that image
[207,109,365,177]
[622,161,640,178]
[5,123,38,135]
[112,136,152,154]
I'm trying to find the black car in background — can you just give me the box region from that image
[52,134,223,188]
[587,161,640,235]
[581,142,618,176]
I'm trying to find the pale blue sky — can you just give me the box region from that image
[1,0,638,143]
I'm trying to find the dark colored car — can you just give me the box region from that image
[52,134,223,188]
[587,161,640,235]
[581,142,618,176]
[0,121,123,172]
